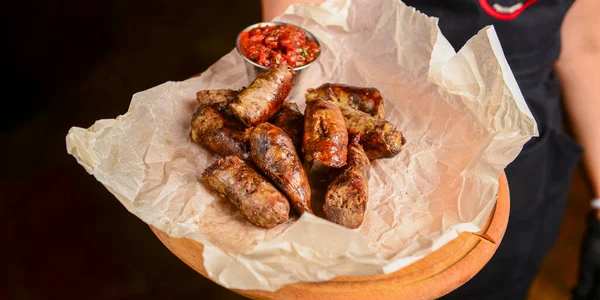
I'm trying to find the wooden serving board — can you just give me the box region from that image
[150,172,510,300]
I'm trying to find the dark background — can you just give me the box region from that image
[1,1,592,299]
[3,1,258,299]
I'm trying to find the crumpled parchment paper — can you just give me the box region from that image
[66,0,538,292]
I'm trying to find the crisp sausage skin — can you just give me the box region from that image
[306,83,385,119]
[338,105,405,160]
[324,136,370,229]
[229,64,295,126]
[302,98,349,169]
[190,105,251,160]
[269,101,304,154]
[202,156,290,228]
[250,123,312,214]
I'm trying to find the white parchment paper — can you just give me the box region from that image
[66,0,538,291]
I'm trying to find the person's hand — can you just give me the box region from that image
[572,211,600,300]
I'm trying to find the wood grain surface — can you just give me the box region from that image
[150,172,510,300]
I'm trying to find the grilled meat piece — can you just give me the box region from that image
[303,98,349,169]
[202,156,290,228]
[229,64,295,126]
[196,89,238,111]
[324,136,370,229]
[339,105,405,160]
[269,101,304,154]
[250,123,312,214]
[190,105,251,160]
[306,83,385,119]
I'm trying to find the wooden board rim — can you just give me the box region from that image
[150,172,510,300]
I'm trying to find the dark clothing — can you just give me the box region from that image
[403,0,582,298]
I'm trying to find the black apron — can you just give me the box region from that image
[402,0,583,298]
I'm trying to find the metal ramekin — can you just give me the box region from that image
[235,21,321,97]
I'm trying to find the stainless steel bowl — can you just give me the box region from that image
[235,21,321,98]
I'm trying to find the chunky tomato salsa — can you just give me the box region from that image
[239,24,320,69]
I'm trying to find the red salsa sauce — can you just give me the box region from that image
[239,24,320,69]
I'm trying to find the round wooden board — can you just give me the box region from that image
[150,172,510,300]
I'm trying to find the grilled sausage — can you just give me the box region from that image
[306,83,385,119]
[324,136,370,229]
[196,89,238,111]
[190,105,251,160]
[303,98,349,169]
[269,101,304,154]
[202,156,290,228]
[339,105,405,160]
[229,64,295,126]
[250,123,312,214]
